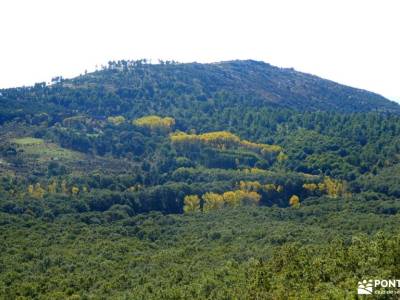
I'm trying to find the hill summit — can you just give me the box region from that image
[1,59,399,125]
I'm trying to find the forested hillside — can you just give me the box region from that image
[1,60,400,298]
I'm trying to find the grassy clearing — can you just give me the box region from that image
[12,137,83,162]
[11,137,44,146]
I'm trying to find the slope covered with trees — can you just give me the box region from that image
[1,59,400,298]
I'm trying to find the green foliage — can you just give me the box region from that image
[0,59,400,298]
[1,197,400,298]
[246,233,400,298]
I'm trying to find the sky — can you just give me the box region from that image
[0,0,399,102]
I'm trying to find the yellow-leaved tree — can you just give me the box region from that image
[61,180,68,194]
[27,184,34,195]
[183,195,200,213]
[32,183,45,199]
[240,191,262,206]
[202,192,224,212]
[239,181,262,192]
[222,191,241,207]
[133,115,175,131]
[263,183,283,193]
[323,177,346,198]
[71,186,80,196]
[197,189,263,213]
[303,183,318,193]
[48,180,57,194]
[289,195,300,207]
[170,130,282,156]
[107,115,126,125]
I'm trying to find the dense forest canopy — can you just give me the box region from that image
[1,59,400,298]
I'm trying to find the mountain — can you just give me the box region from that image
[1,59,400,298]
[1,60,399,126]
[63,59,400,112]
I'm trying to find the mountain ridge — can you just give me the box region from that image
[2,59,400,298]
[87,59,400,112]
[1,59,399,126]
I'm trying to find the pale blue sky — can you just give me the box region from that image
[0,0,399,102]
